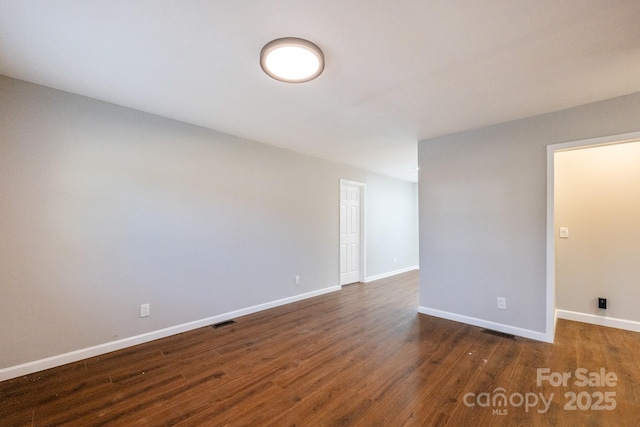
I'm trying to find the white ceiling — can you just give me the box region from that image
[1,1,639,182]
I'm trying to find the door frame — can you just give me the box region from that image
[546,130,640,343]
[340,179,366,286]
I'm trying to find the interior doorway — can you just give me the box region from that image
[546,130,640,341]
[340,180,365,286]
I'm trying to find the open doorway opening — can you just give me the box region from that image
[547,131,640,340]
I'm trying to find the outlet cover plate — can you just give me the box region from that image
[140,303,150,317]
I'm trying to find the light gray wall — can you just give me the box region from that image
[418,91,640,336]
[0,75,418,369]
[555,142,640,322]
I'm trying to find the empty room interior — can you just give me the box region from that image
[1,2,640,425]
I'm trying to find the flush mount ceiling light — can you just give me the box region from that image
[260,37,324,83]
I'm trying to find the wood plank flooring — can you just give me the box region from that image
[2,271,640,426]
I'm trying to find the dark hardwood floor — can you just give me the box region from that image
[2,271,640,426]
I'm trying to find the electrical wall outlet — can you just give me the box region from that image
[497,297,507,310]
[294,275,300,286]
[598,298,607,309]
[140,303,150,317]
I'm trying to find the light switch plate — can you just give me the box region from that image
[559,227,569,239]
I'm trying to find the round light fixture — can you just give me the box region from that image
[260,37,324,83]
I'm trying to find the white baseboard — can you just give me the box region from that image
[364,266,419,283]
[417,306,552,343]
[556,309,640,333]
[0,285,341,382]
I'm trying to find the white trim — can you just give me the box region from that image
[546,130,640,345]
[364,266,419,283]
[339,179,367,285]
[546,143,557,343]
[556,309,640,334]
[339,179,367,187]
[550,131,640,152]
[418,306,552,343]
[0,285,340,382]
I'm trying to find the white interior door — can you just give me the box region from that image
[340,183,361,285]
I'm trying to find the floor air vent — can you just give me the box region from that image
[212,320,236,329]
[481,329,516,340]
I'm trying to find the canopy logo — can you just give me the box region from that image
[463,388,552,414]
[464,367,618,416]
